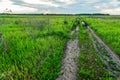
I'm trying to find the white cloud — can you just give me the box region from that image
[0,0,73,14]
[93,0,120,15]
[110,0,120,7]
[12,6,38,13]
[101,8,120,15]
[84,0,98,3]
[59,0,76,5]
[0,0,120,14]
[23,0,60,7]
[0,0,13,13]
[94,0,120,9]
[43,10,52,14]
[0,0,38,13]
[22,0,76,8]
[94,3,109,9]
[42,10,60,14]
[0,0,13,8]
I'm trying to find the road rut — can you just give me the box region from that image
[56,27,80,80]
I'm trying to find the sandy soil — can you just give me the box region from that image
[56,27,80,80]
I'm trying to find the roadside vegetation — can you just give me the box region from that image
[0,15,76,80]
[78,22,115,80]
[84,17,120,57]
[0,15,120,80]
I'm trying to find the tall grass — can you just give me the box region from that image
[85,17,120,56]
[78,23,114,80]
[0,15,76,79]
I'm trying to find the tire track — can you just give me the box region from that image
[86,25,120,78]
[56,26,80,80]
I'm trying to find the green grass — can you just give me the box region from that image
[0,15,120,80]
[84,17,120,57]
[0,15,76,80]
[78,23,114,80]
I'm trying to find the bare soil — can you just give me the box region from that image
[56,27,80,80]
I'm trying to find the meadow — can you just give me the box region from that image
[0,15,120,80]
[78,21,115,80]
[0,15,76,80]
[84,16,120,57]
[79,16,120,80]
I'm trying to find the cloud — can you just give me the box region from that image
[0,0,120,14]
[21,0,77,8]
[0,0,13,6]
[93,0,120,15]
[101,8,120,15]
[58,0,76,5]
[12,6,38,13]
[9,0,77,14]
[0,0,38,13]
[94,3,110,10]
[22,0,60,7]
[109,0,120,7]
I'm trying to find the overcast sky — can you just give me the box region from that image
[0,0,120,15]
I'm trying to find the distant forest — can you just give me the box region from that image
[0,13,110,16]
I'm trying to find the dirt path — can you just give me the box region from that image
[56,27,80,80]
[87,26,120,78]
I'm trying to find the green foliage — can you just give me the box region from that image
[1,15,119,80]
[0,15,76,80]
[78,24,115,80]
[85,17,120,57]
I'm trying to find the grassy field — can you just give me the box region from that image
[78,22,114,80]
[84,16,120,57]
[0,15,76,80]
[0,15,120,80]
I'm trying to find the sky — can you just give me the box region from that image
[0,0,120,15]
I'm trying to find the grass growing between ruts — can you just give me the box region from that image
[78,23,114,80]
[84,17,120,57]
